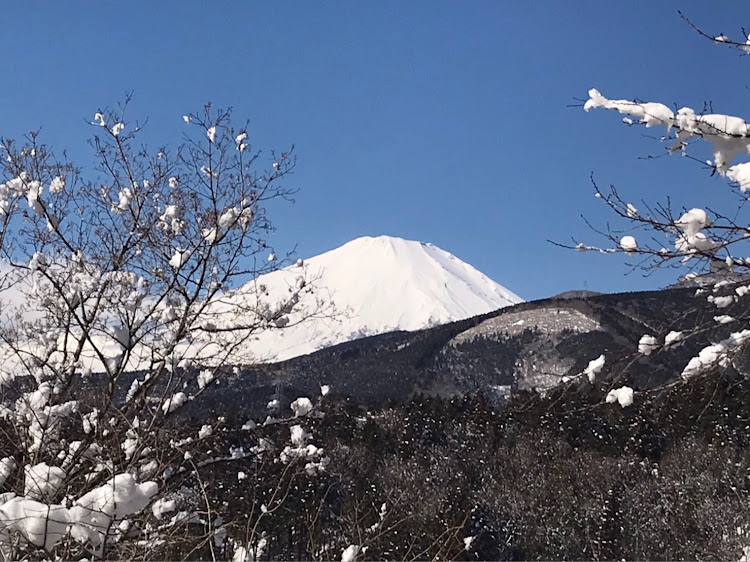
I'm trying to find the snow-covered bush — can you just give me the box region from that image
[0,101,330,559]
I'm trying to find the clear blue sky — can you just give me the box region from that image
[0,1,745,300]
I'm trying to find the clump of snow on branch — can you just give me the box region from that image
[235,131,248,151]
[0,498,71,552]
[675,208,716,256]
[638,334,659,355]
[681,329,750,379]
[290,397,313,417]
[162,392,187,414]
[49,176,64,194]
[197,369,215,390]
[279,412,330,475]
[0,472,158,553]
[0,458,16,488]
[583,354,605,383]
[619,235,638,256]
[152,497,177,520]
[69,473,158,550]
[664,330,685,347]
[168,248,191,268]
[585,89,750,190]
[26,180,43,216]
[198,424,213,439]
[708,294,736,308]
[341,544,361,562]
[584,89,674,129]
[114,187,133,212]
[24,463,65,500]
[606,386,634,408]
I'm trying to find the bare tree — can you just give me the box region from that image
[0,100,331,559]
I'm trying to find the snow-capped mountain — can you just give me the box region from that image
[0,235,521,373]
[233,235,523,362]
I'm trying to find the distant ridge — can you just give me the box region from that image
[552,289,603,300]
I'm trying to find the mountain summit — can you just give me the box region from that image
[237,235,522,362]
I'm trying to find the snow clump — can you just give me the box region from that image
[638,334,658,355]
[290,397,313,417]
[583,354,605,383]
[606,386,634,408]
[341,544,361,562]
[619,235,638,256]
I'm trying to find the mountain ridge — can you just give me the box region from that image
[177,283,750,419]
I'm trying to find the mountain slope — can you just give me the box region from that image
[230,235,522,362]
[180,285,750,419]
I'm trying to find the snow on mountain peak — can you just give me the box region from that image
[0,235,522,373]
[234,235,522,363]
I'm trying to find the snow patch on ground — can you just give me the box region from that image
[450,305,603,392]
[451,306,600,345]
